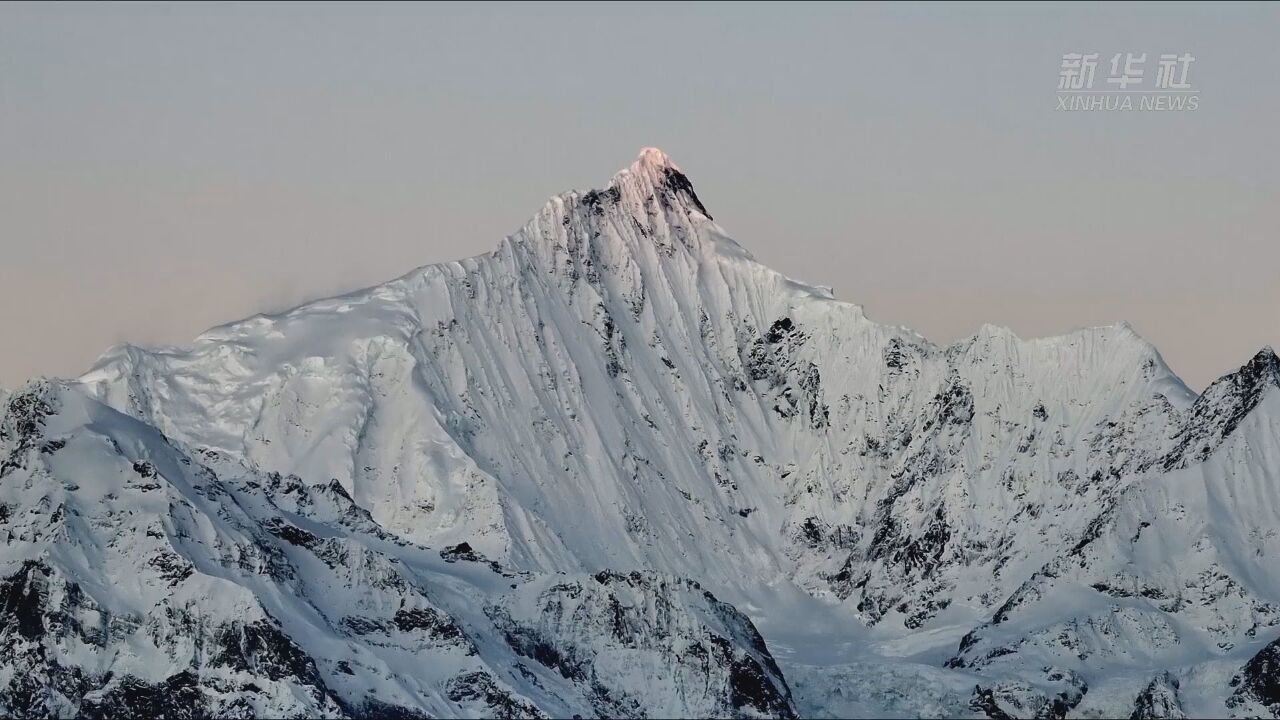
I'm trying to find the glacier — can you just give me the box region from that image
[1,147,1277,718]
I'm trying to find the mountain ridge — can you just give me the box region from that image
[3,149,1277,718]
[84,149,1201,398]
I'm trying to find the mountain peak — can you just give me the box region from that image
[1235,346,1280,397]
[606,147,711,220]
[634,146,678,169]
[1162,344,1280,469]
[1248,345,1279,372]
[1225,345,1280,394]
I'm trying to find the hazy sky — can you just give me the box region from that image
[2,2,1276,391]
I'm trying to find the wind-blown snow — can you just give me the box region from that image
[0,149,1274,718]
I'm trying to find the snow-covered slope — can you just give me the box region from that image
[2,148,1272,717]
[0,380,793,718]
[943,348,1280,718]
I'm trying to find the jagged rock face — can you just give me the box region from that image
[963,667,1088,720]
[0,149,1272,717]
[1132,672,1186,720]
[486,571,794,719]
[1228,635,1280,717]
[1164,347,1280,469]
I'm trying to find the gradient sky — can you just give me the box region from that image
[2,2,1276,391]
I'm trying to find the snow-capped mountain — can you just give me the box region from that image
[3,148,1276,717]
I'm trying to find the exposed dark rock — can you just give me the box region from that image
[969,670,1086,720]
[353,698,436,720]
[446,671,545,719]
[0,560,51,640]
[212,618,328,688]
[440,542,484,563]
[1131,672,1185,719]
[661,166,711,219]
[1164,347,1280,470]
[0,382,58,477]
[727,651,795,718]
[971,686,1018,720]
[266,519,322,549]
[1228,634,1280,715]
[78,671,204,720]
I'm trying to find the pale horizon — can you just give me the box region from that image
[3,2,1277,391]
